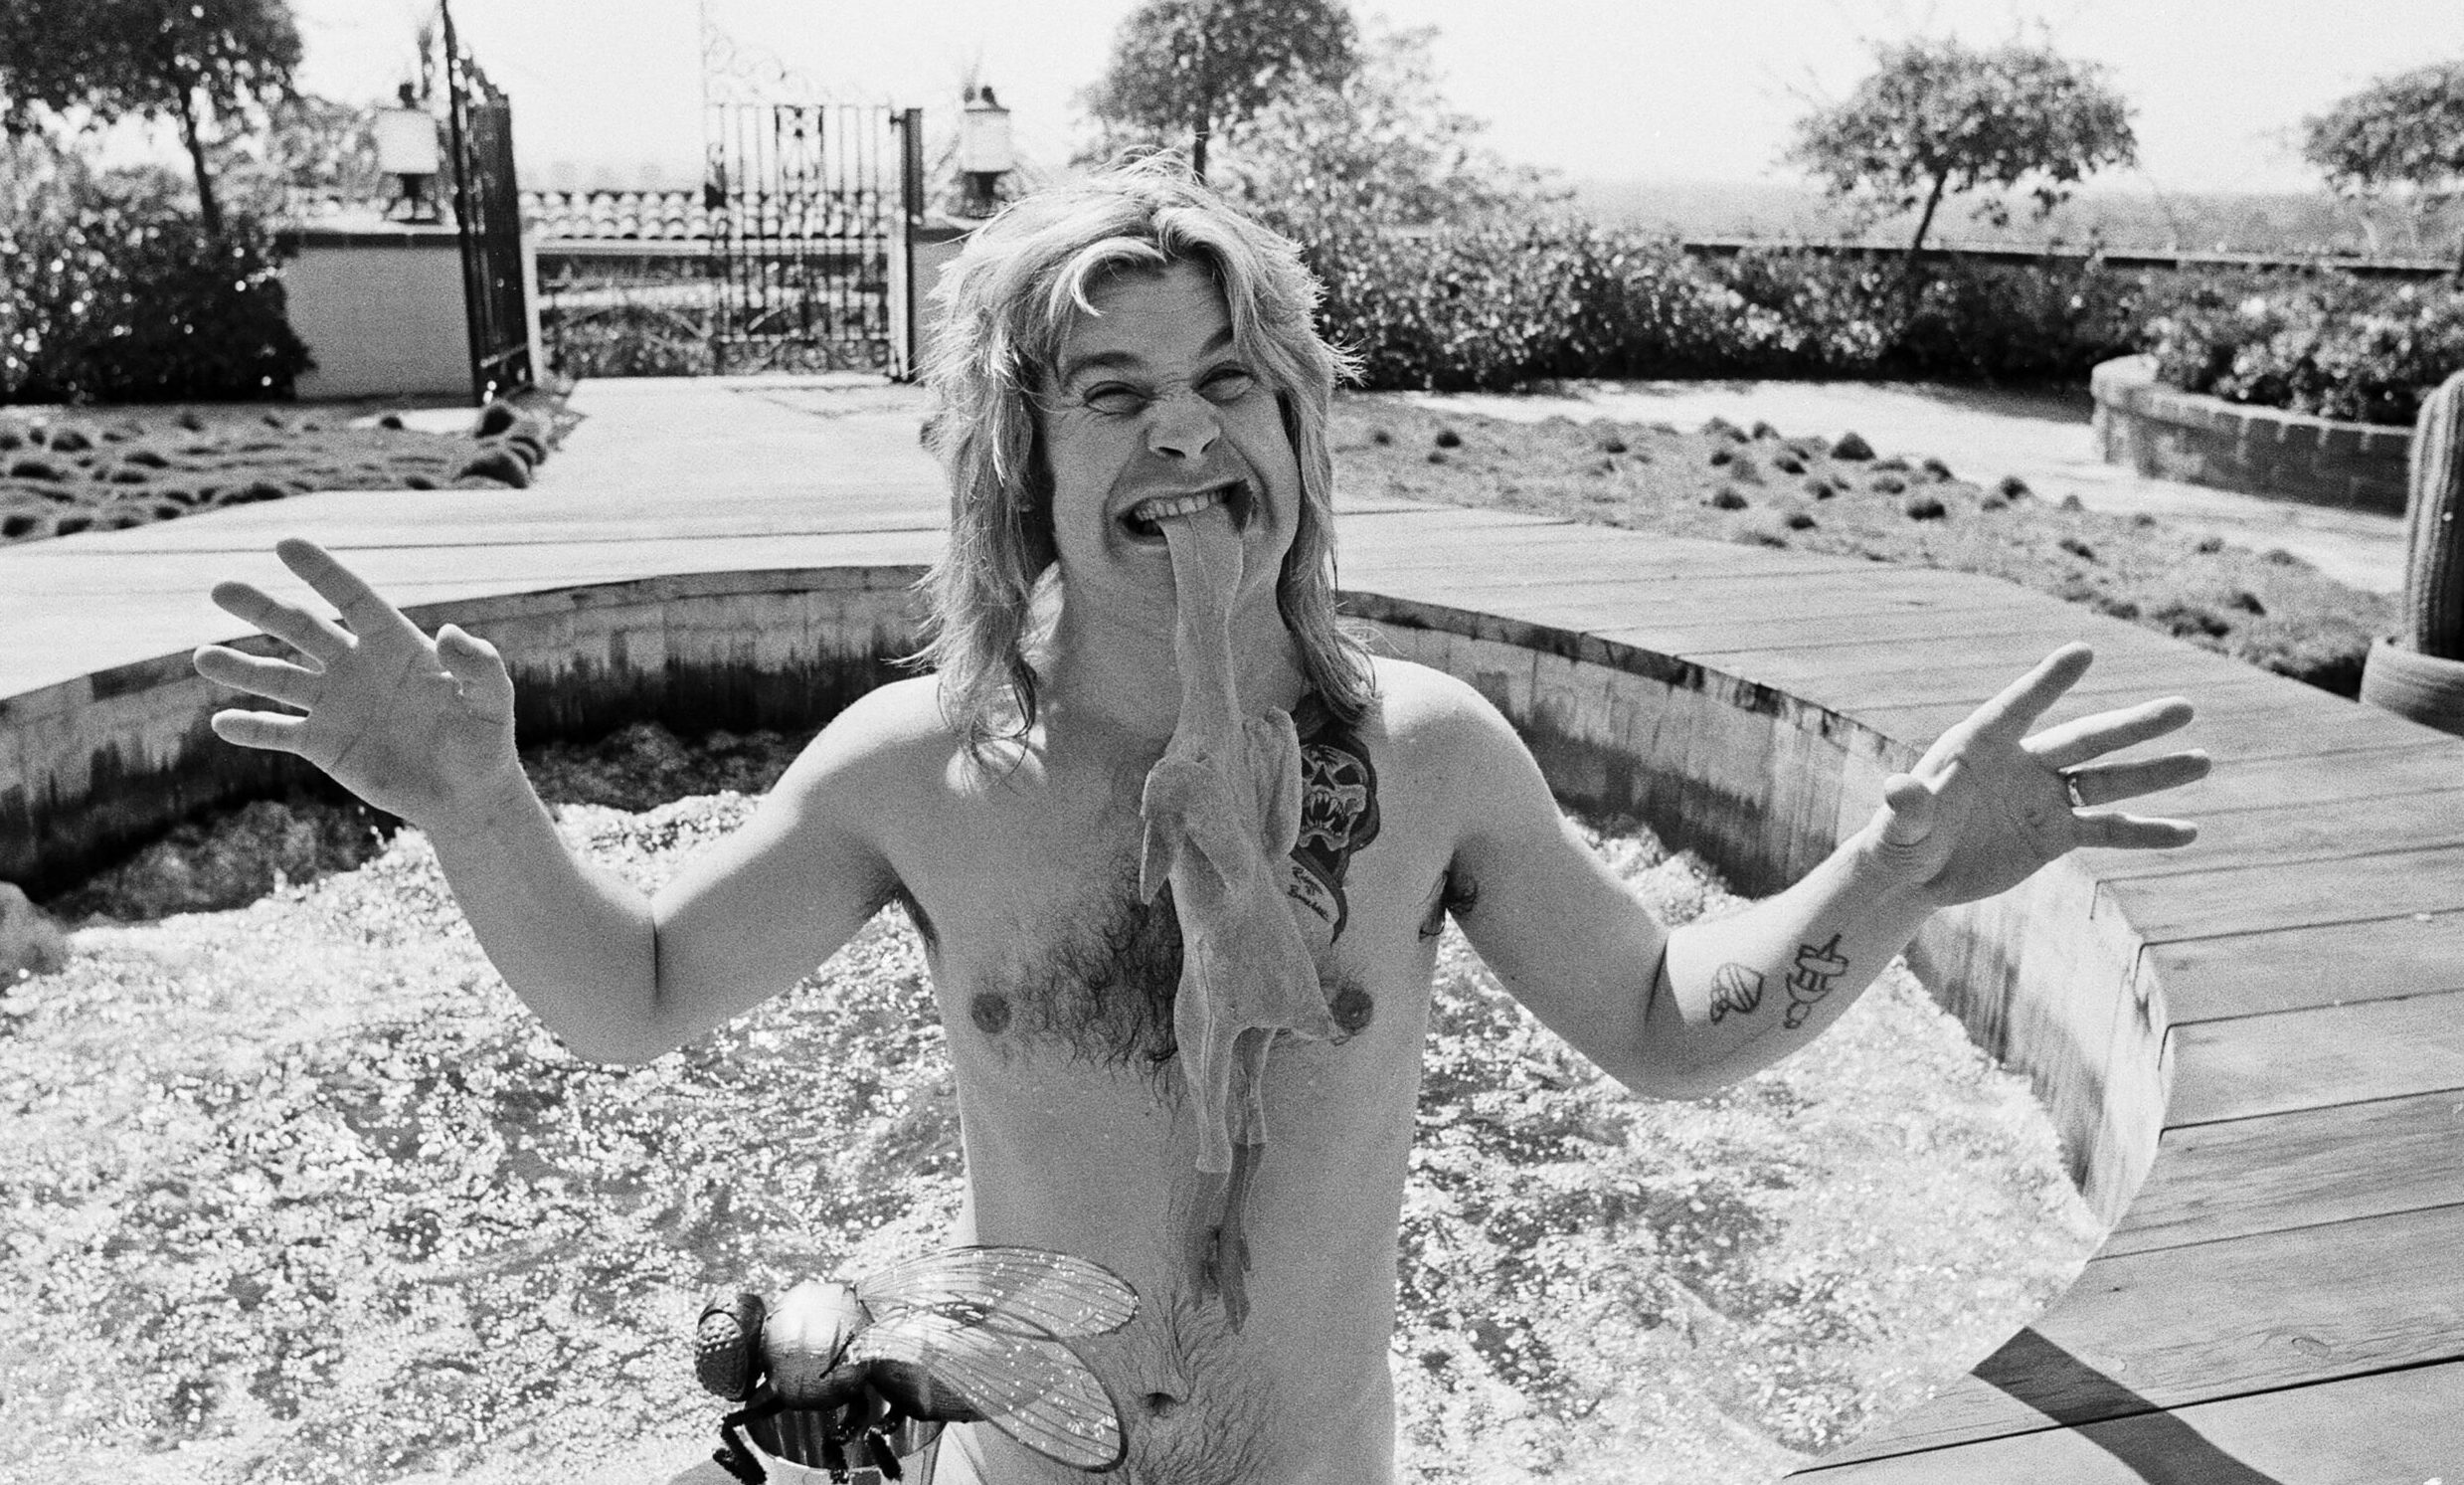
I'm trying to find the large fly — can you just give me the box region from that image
[695,1245,1141,1482]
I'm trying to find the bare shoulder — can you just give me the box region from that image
[768,674,958,825]
[1358,656,1547,835]
[800,672,954,752]
[1364,656,1526,761]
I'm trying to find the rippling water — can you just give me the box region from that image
[1,784,2099,1484]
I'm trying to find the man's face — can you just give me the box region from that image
[1038,260,1302,615]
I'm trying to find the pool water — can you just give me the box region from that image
[2,731,2101,1484]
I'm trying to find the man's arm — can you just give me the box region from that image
[413,693,910,1065]
[193,538,909,1065]
[1422,647,2206,1098]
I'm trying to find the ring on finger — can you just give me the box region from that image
[2062,771,2088,810]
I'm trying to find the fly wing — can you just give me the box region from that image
[855,1245,1139,1340]
[849,1311,1128,1472]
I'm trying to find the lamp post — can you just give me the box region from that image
[958,86,1012,217]
[373,83,442,223]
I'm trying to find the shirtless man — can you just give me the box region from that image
[192,164,2209,1484]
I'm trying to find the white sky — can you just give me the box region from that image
[285,0,2464,195]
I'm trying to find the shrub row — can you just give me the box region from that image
[1258,204,2464,417]
[1275,215,2164,393]
[2,156,311,405]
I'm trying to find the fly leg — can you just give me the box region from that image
[866,1391,910,1480]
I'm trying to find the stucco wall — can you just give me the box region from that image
[907,224,973,377]
[284,225,474,401]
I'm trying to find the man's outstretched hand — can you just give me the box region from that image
[1869,644,2209,906]
[192,538,521,834]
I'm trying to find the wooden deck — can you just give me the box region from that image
[4,388,2459,1477]
[1333,506,2464,1481]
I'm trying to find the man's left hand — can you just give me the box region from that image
[1869,644,2209,906]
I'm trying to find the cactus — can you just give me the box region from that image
[2402,371,2464,659]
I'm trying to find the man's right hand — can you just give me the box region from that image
[193,537,522,835]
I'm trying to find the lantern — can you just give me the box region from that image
[958,86,1013,216]
[375,85,443,223]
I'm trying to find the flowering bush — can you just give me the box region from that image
[1,150,309,404]
[2143,272,2464,427]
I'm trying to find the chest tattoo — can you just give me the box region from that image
[1285,699,1381,942]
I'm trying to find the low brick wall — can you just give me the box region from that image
[2091,354,2412,514]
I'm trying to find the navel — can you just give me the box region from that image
[1328,984,1375,1036]
[969,992,1012,1035]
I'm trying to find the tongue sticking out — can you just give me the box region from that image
[1138,502,1336,1330]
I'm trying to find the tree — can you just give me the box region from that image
[2303,61,2464,267]
[0,0,302,236]
[217,92,386,218]
[1210,22,1546,231]
[1081,0,1357,181]
[1786,37,2136,258]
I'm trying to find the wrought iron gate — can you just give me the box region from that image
[703,103,921,374]
[440,4,534,404]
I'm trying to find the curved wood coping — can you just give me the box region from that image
[6,519,2461,1478]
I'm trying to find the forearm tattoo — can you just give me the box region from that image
[1708,963,1765,1021]
[1707,934,1851,1029]
[1783,933,1848,1027]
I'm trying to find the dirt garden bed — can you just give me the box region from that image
[1331,393,2394,698]
[0,391,576,546]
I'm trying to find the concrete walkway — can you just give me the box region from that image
[1408,379,2408,595]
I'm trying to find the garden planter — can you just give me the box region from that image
[2360,638,2464,739]
[2089,355,2412,515]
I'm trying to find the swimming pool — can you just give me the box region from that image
[2,727,2099,1483]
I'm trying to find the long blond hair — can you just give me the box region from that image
[914,158,1374,757]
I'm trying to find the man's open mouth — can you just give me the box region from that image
[1120,480,1253,541]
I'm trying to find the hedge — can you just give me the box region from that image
[1250,199,2464,414]
[1259,210,2164,392]
[2,159,310,405]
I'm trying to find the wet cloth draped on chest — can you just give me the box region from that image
[1138,506,1339,1181]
